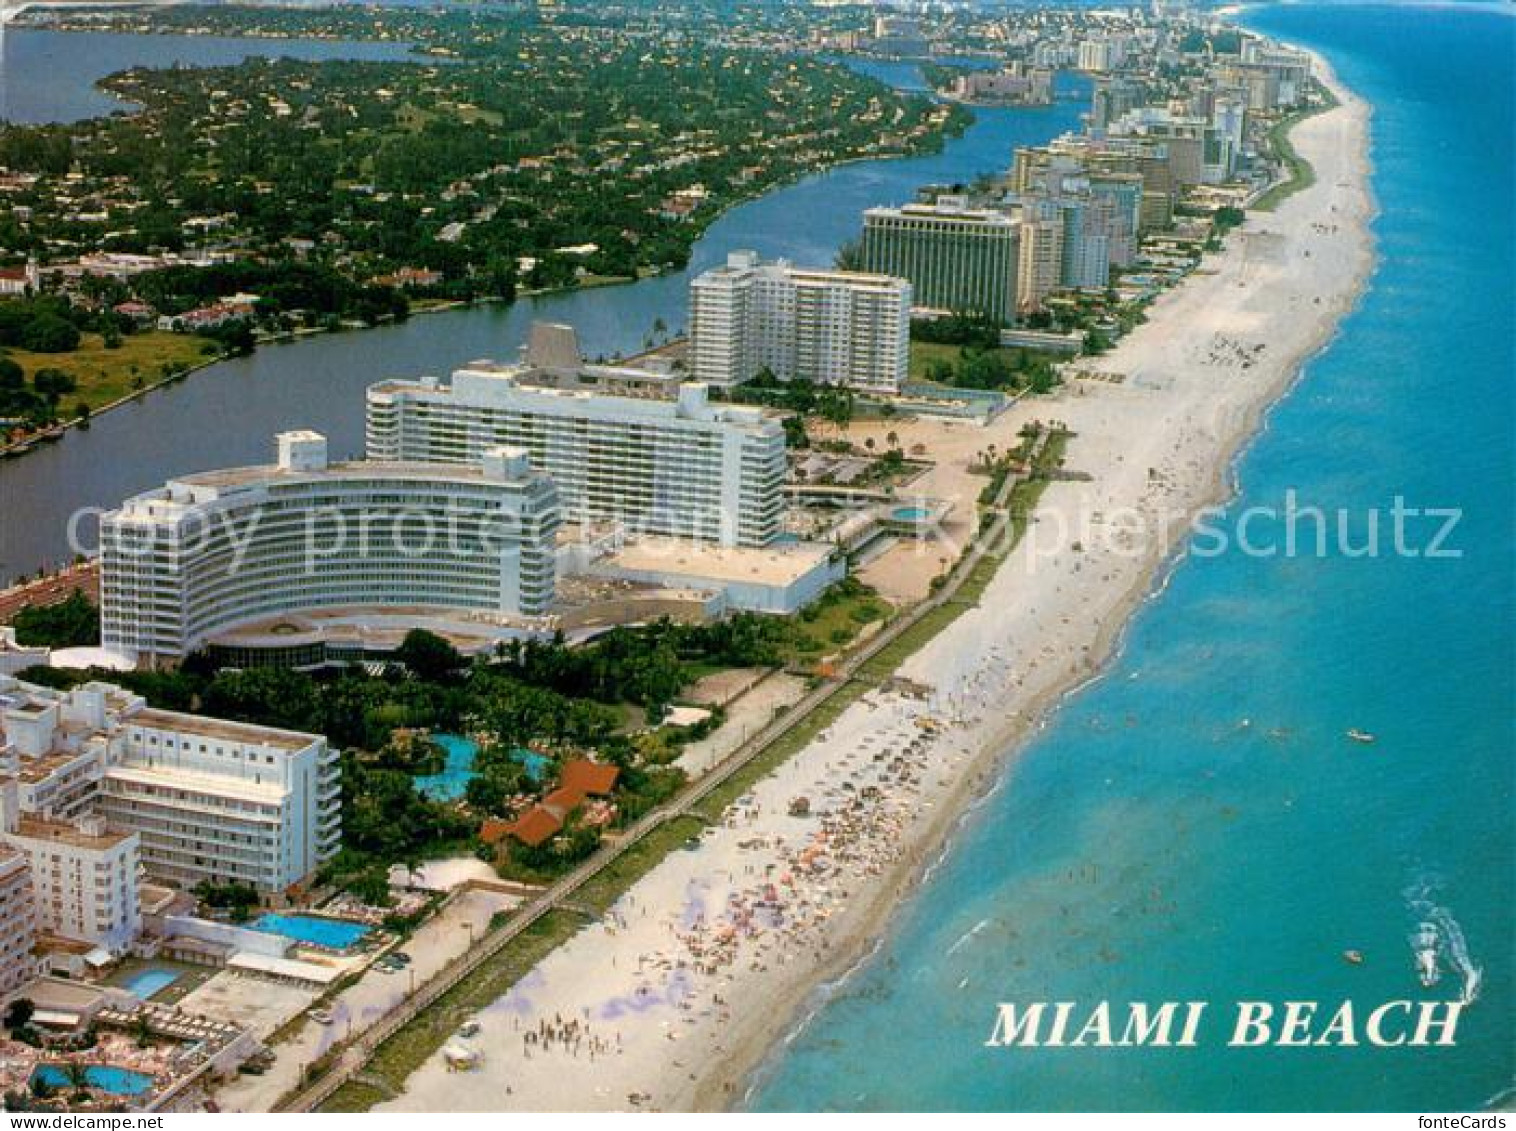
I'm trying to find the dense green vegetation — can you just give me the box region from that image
[0,297,81,354]
[0,298,111,428]
[915,343,1057,393]
[0,288,233,440]
[135,261,410,330]
[0,8,961,324]
[17,601,876,894]
[909,310,1005,350]
[716,371,861,442]
[8,591,100,648]
[194,880,261,922]
[493,615,787,715]
[907,315,1057,392]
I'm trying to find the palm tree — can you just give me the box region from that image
[63,1061,90,1101]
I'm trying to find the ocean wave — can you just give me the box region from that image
[945,917,991,957]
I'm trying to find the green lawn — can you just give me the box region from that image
[5,330,218,415]
[909,340,964,382]
[781,581,890,665]
[1253,86,1339,212]
[908,339,1057,389]
[908,339,1022,382]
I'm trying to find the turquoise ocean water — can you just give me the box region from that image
[750,3,1514,1112]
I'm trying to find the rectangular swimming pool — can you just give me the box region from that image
[31,1065,155,1097]
[118,967,178,1000]
[250,912,371,950]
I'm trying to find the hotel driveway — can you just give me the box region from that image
[213,885,517,1111]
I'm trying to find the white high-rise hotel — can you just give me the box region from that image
[1,676,340,900]
[101,431,560,665]
[688,252,911,393]
[368,371,786,548]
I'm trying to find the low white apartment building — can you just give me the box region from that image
[367,371,786,548]
[1,680,121,821]
[100,431,560,665]
[0,676,341,897]
[689,251,911,393]
[0,786,141,956]
[0,844,39,1001]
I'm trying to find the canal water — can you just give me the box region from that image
[0,38,1088,579]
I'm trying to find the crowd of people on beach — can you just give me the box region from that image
[516,1014,618,1063]
[475,685,997,1106]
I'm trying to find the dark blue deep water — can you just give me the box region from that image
[749,3,1515,1112]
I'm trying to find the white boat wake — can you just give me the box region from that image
[1404,876,1484,1006]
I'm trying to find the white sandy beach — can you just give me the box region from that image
[375,54,1375,1113]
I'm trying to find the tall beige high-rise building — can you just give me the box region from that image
[861,203,1021,323]
[1016,207,1065,313]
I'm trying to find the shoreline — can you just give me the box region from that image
[719,47,1379,1109]
[717,48,1379,1110]
[365,43,1377,1115]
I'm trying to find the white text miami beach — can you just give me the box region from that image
[985,1000,1468,1049]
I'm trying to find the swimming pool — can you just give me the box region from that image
[892,505,932,522]
[415,735,549,800]
[118,967,178,1000]
[512,747,550,782]
[414,733,479,801]
[250,913,371,950]
[31,1065,154,1097]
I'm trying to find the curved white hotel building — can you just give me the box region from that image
[100,431,560,666]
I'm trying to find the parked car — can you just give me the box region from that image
[309,1009,334,1026]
